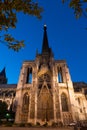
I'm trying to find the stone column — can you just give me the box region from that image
[33,69,38,125]
[59,90,63,123]
[65,65,76,121]
[52,66,57,122]
[53,88,56,122]
[34,82,38,124]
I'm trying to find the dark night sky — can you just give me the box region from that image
[0,1,87,84]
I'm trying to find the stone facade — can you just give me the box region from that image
[14,25,87,125]
[0,25,87,126]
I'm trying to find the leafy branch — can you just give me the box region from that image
[0,34,25,51]
[62,0,87,18]
[0,0,43,51]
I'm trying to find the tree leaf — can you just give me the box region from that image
[0,0,43,51]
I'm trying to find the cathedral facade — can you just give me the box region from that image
[0,25,87,126]
[14,25,87,125]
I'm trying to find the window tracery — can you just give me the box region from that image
[38,73,51,90]
[61,93,68,112]
[57,67,63,83]
[26,67,32,84]
[38,73,51,83]
[22,93,29,113]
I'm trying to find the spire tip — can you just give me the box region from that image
[44,24,47,30]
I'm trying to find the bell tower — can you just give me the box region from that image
[36,25,54,124]
[15,25,77,126]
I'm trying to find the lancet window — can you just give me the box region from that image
[26,67,32,84]
[57,67,63,83]
[61,93,68,112]
[22,93,29,113]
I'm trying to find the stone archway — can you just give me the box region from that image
[37,83,54,123]
[21,92,29,122]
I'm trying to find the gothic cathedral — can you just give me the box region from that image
[15,25,87,125]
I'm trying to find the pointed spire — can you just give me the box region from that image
[42,25,50,54]
[0,67,7,84]
[0,67,6,77]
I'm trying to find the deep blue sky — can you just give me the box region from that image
[0,1,87,84]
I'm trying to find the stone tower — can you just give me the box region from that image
[0,67,7,84]
[15,25,78,125]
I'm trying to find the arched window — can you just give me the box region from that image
[58,67,63,83]
[61,93,68,112]
[26,67,32,84]
[22,93,29,112]
[38,73,51,83]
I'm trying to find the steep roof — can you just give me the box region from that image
[73,82,87,89]
[73,82,87,94]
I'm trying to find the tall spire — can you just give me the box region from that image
[42,25,50,54]
[0,67,6,77]
[0,67,7,84]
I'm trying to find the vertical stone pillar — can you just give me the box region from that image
[65,65,76,121]
[15,64,26,123]
[53,88,56,122]
[33,66,38,125]
[59,90,63,123]
[15,89,23,123]
[52,66,57,122]
[34,81,38,124]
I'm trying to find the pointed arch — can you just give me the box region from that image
[37,83,53,121]
[26,67,32,84]
[22,92,29,113]
[61,93,68,112]
[57,67,63,83]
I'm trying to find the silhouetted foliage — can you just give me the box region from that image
[9,103,15,119]
[62,0,87,18]
[0,0,43,51]
[0,100,8,119]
